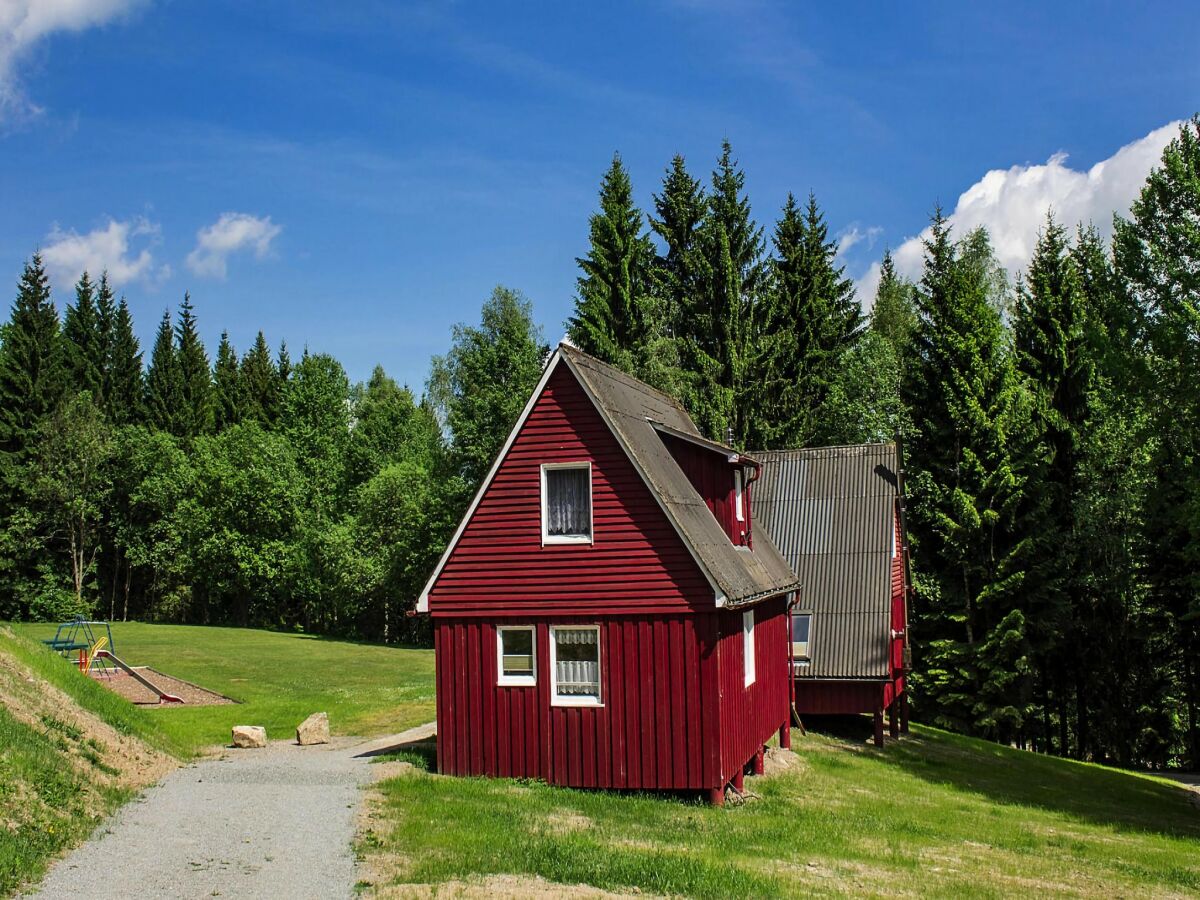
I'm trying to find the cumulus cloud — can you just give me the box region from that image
[42,217,169,289]
[855,120,1184,307]
[186,212,282,279]
[0,0,148,121]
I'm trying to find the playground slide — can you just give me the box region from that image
[95,650,184,704]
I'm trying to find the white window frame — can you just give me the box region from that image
[540,462,594,546]
[791,611,813,661]
[743,609,756,686]
[733,469,745,522]
[496,625,537,687]
[549,624,603,707]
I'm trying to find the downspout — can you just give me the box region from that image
[742,460,762,549]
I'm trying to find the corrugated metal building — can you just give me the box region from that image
[752,443,911,745]
[420,344,800,802]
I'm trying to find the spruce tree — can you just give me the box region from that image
[213,331,243,431]
[904,213,1032,741]
[145,309,182,433]
[568,154,656,367]
[871,250,918,358]
[107,298,143,425]
[0,254,66,472]
[241,331,280,425]
[277,341,292,389]
[62,271,104,398]
[650,154,708,335]
[95,273,117,406]
[175,293,212,438]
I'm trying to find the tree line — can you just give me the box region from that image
[2,121,1198,768]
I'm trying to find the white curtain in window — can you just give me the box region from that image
[554,628,599,695]
[547,468,590,536]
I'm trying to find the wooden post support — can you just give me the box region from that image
[732,768,745,793]
[708,786,725,807]
[779,722,792,750]
[900,692,910,735]
[873,709,884,748]
[753,747,765,776]
[889,699,899,739]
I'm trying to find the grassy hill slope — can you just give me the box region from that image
[360,723,1200,898]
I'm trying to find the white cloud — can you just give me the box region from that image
[836,224,882,261]
[42,216,169,289]
[855,120,1184,307]
[186,212,282,279]
[0,0,148,121]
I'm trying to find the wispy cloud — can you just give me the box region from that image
[186,212,282,279]
[0,0,149,122]
[855,120,1184,306]
[836,224,882,261]
[42,216,169,289]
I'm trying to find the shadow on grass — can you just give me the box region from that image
[358,736,438,771]
[804,714,1200,841]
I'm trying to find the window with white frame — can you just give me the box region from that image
[791,612,812,661]
[497,626,536,686]
[541,463,593,544]
[550,625,601,705]
[734,469,745,522]
[743,609,756,686]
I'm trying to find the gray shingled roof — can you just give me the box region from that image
[560,345,799,606]
[751,443,900,679]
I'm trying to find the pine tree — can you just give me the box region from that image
[107,298,143,425]
[650,154,707,336]
[904,214,1032,741]
[0,254,66,473]
[213,331,243,431]
[1113,117,1200,766]
[95,273,117,406]
[1013,215,1093,755]
[175,293,212,438]
[145,309,182,433]
[871,250,918,357]
[277,340,292,391]
[62,271,104,398]
[749,192,861,449]
[241,331,280,425]
[568,154,656,367]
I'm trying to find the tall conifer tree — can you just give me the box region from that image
[62,271,104,398]
[241,331,279,425]
[175,293,212,437]
[213,331,243,431]
[144,309,182,433]
[568,154,655,366]
[650,155,707,336]
[95,273,117,403]
[871,250,918,358]
[107,298,143,425]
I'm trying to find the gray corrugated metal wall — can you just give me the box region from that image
[752,444,900,679]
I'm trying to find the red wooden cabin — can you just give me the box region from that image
[418,343,800,803]
[752,443,911,746]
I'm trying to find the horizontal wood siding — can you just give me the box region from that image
[436,614,724,791]
[429,366,712,616]
[716,597,790,785]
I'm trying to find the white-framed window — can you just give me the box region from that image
[541,462,593,545]
[497,626,536,686]
[791,611,813,660]
[743,609,756,686]
[733,469,745,522]
[549,625,602,706]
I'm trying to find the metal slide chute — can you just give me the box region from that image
[94,649,184,704]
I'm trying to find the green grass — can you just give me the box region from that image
[362,724,1200,898]
[5,622,435,756]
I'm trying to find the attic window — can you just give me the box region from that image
[541,463,592,544]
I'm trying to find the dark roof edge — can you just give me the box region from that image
[650,420,759,465]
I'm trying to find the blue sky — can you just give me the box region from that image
[1,1,1196,389]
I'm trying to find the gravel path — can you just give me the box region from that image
[29,724,437,900]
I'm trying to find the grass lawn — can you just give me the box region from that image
[362,724,1200,898]
[5,622,435,756]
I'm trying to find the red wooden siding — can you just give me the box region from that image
[890,502,905,677]
[429,366,713,616]
[661,435,750,546]
[717,597,790,775]
[795,680,884,714]
[436,614,734,790]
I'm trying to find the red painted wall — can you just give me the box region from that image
[662,435,750,546]
[717,598,789,774]
[428,366,713,617]
[435,610,785,791]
